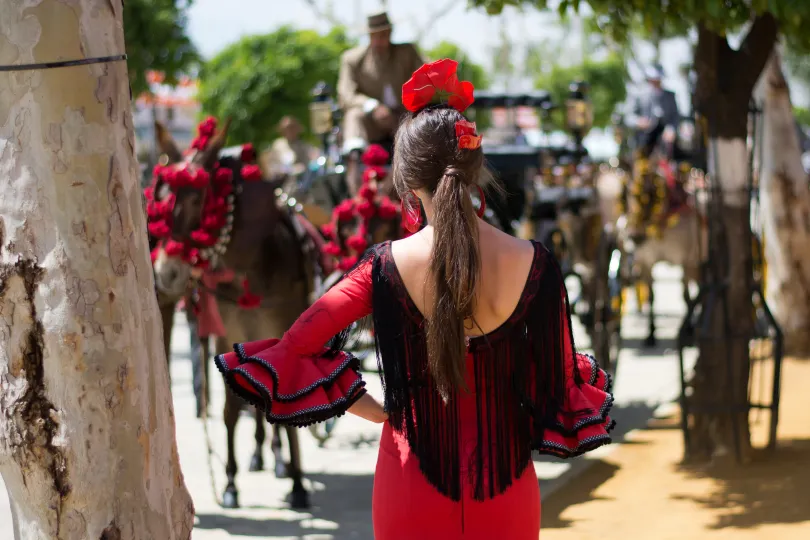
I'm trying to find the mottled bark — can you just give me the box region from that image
[688,16,778,462]
[0,1,193,538]
[755,51,810,354]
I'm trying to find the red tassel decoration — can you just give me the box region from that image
[345,234,368,253]
[362,165,387,185]
[378,197,399,219]
[214,167,233,184]
[358,184,376,201]
[237,279,262,309]
[148,221,171,238]
[323,242,342,256]
[241,164,262,181]
[241,143,256,163]
[164,240,185,256]
[190,229,217,247]
[191,168,210,188]
[361,144,389,166]
[356,200,376,219]
[320,223,335,240]
[337,256,358,272]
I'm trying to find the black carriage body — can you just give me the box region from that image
[468,90,596,234]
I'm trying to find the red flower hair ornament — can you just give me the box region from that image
[402,59,482,150]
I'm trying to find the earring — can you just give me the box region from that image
[474,184,486,218]
[401,191,423,233]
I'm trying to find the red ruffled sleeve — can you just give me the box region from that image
[527,262,615,458]
[534,351,615,458]
[215,256,374,426]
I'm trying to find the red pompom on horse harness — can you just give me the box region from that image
[319,144,404,269]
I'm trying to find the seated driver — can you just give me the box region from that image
[337,11,424,193]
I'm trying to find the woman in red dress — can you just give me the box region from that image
[216,59,614,539]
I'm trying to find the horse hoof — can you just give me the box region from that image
[249,454,264,472]
[222,489,239,509]
[643,335,657,348]
[274,461,288,479]
[289,489,310,510]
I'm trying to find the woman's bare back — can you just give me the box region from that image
[390,218,536,338]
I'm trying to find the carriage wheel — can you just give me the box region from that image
[590,231,623,374]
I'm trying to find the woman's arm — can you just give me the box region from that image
[281,257,373,356]
[348,393,387,424]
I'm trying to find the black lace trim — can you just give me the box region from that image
[544,355,615,437]
[214,351,367,428]
[533,432,614,459]
[531,353,615,457]
[234,342,356,402]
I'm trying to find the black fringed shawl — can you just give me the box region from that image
[329,240,586,502]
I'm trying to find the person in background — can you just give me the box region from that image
[626,64,681,157]
[337,11,424,193]
[261,116,318,181]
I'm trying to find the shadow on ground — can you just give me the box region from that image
[673,438,810,530]
[195,472,374,539]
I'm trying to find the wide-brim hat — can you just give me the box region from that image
[367,12,392,33]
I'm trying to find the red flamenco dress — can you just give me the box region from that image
[216,241,615,539]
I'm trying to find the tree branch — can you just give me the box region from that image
[736,12,779,93]
[302,0,347,30]
[414,0,460,42]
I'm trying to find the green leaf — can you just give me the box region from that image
[124,0,199,97]
[197,27,356,148]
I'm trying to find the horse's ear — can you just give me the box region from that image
[154,121,182,163]
[201,117,231,169]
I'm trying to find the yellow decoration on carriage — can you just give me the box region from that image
[666,213,681,228]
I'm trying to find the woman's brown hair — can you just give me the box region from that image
[392,104,485,396]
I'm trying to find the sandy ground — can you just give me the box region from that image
[541,357,810,540]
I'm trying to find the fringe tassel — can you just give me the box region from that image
[327,241,588,502]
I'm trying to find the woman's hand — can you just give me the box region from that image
[348,393,388,424]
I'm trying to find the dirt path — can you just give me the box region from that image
[542,357,810,540]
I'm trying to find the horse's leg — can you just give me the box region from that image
[202,335,211,414]
[643,273,657,348]
[186,308,206,418]
[271,425,287,478]
[220,335,241,509]
[249,408,265,472]
[285,426,310,509]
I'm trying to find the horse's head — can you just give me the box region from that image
[146,117,264,299]
[156,118,232,240]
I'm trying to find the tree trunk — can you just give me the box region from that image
[0,1,193,539]
[687,17,778,462]
[755,51,810,354]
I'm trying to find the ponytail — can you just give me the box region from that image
[427,170,481,396]
[391,104,487,397]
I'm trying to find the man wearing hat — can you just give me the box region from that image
[626,64,681,156]
[337,11,424,192]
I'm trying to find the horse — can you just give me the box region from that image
[148,118,317,509]
[595,156,707,347]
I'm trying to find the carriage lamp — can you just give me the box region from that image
[309,81,335,136]
[565,81,594,137]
